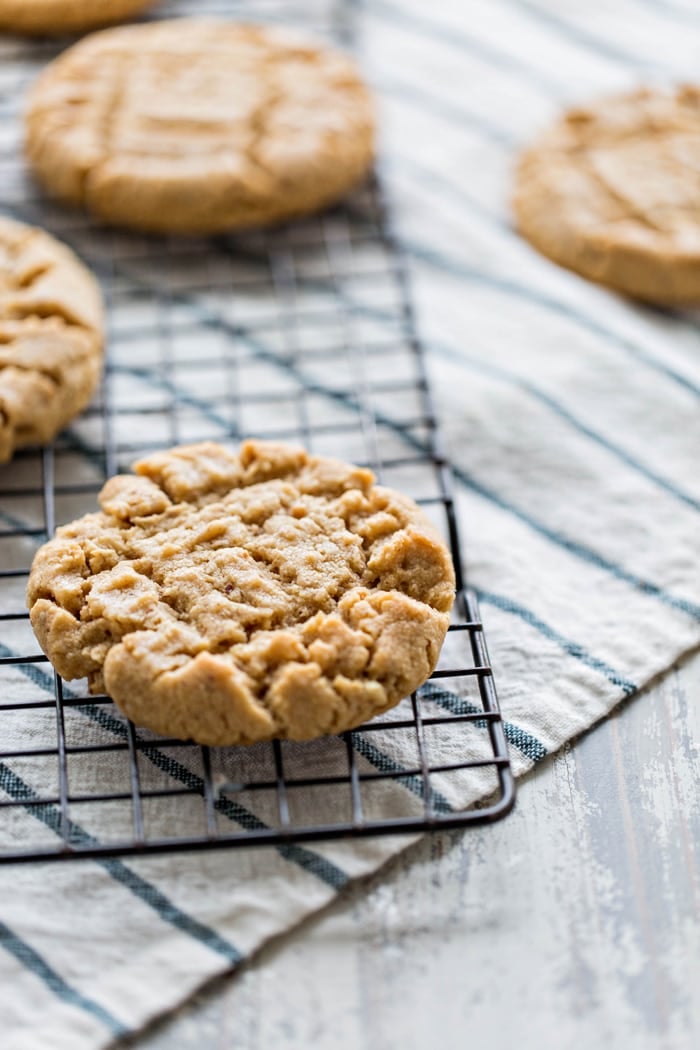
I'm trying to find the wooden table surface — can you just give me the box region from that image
[122,648,700,1050]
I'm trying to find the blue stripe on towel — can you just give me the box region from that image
[475,588,638,696]
[379,80,515,145]
[404,238,700,400]
[419,684,549,763]
[503,0,665,71]
[360,0,560,93]
[351,733,453,815]
[0,920,129,1037]
[633,0,700,23]
[457,473,700,622]
[430,338,700,513]
[0,762,242,966]
[0,642,349,892]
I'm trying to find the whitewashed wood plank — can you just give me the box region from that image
[125,650,700,1050]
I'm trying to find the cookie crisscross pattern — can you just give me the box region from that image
[28,440,455,745]
[26,20,375,233]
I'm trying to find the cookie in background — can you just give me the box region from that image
[0,0,160,35]
[513,86,700,304]
[24,19,376,234]
[0,215,103,464]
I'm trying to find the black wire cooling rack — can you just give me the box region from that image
[0,0,514,865]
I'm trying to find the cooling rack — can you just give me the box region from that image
[0,0,515,864]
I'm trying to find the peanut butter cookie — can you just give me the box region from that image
[0,0,159,35]
[514,86,700,303]
[27,441,455,745]
[0,215,103,463]
[25,19,376,234]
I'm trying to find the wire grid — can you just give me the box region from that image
[0,0,515,864]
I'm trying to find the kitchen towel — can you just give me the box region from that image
[1,0,700,1046]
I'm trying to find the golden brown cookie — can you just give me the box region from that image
[514,86,700,303]
[0,0,159,35]
[27,441,455,745]
[25,19,376,235]
[0,215,103,464]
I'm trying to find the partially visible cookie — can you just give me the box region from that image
[0,0,159,35]
[0,215,103,463]
[25,19,376,234]
[27,440,455,746]
[514,86,700,303]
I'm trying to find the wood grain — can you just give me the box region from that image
[121,649,700,1050]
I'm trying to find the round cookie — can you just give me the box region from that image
[0,0,159,35]
[514,86,700,304]
[27,440,455,745]
[0,215,103,463]
[25,19,376,235]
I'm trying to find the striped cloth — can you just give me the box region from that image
[2,0,700,1046]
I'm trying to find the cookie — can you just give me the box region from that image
[0,0,159,35]
[27,441,455,745]
[0,215,103,464]
[25,19,376,235]
[514,86,700,303]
